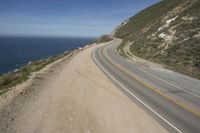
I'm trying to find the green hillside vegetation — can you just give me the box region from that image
[114,0,200,79]
[0,52,71,95]
[115,0,182,38]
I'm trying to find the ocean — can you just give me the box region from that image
[0,36,94,74]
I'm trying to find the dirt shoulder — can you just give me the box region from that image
[0,42,168,133]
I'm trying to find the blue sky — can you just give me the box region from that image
[0,0,159,37]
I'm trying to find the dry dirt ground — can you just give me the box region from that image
[0,43,168,133]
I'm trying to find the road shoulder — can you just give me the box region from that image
[0,42,168,133]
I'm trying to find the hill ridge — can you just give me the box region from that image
[114,0,200,79]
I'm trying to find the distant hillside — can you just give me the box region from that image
[114,0,200,79]
[94,35,113,44]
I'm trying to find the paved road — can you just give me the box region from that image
[92,39,200,133]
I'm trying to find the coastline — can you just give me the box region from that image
[0,36,94,75]
[0,51,71,95]
[0,41,167,132]
[0,48,79,110]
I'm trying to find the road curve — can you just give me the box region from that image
[92,39,200,133]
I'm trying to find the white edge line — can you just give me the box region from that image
[92,50,182,133]
[113,47,200,98]
[132,65,200,98]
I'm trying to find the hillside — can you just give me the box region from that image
[114,0,200,79]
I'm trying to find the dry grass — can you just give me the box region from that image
[0,52,70,95]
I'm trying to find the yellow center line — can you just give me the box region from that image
[102,45,200,117]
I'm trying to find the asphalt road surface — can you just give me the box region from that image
[92,39,200,133]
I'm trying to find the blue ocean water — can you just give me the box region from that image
[0,36,94,74]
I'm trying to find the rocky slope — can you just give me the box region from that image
[114,0,200,79]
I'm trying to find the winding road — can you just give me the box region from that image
[92,39,200,133]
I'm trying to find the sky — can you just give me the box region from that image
[0,0,160,37]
